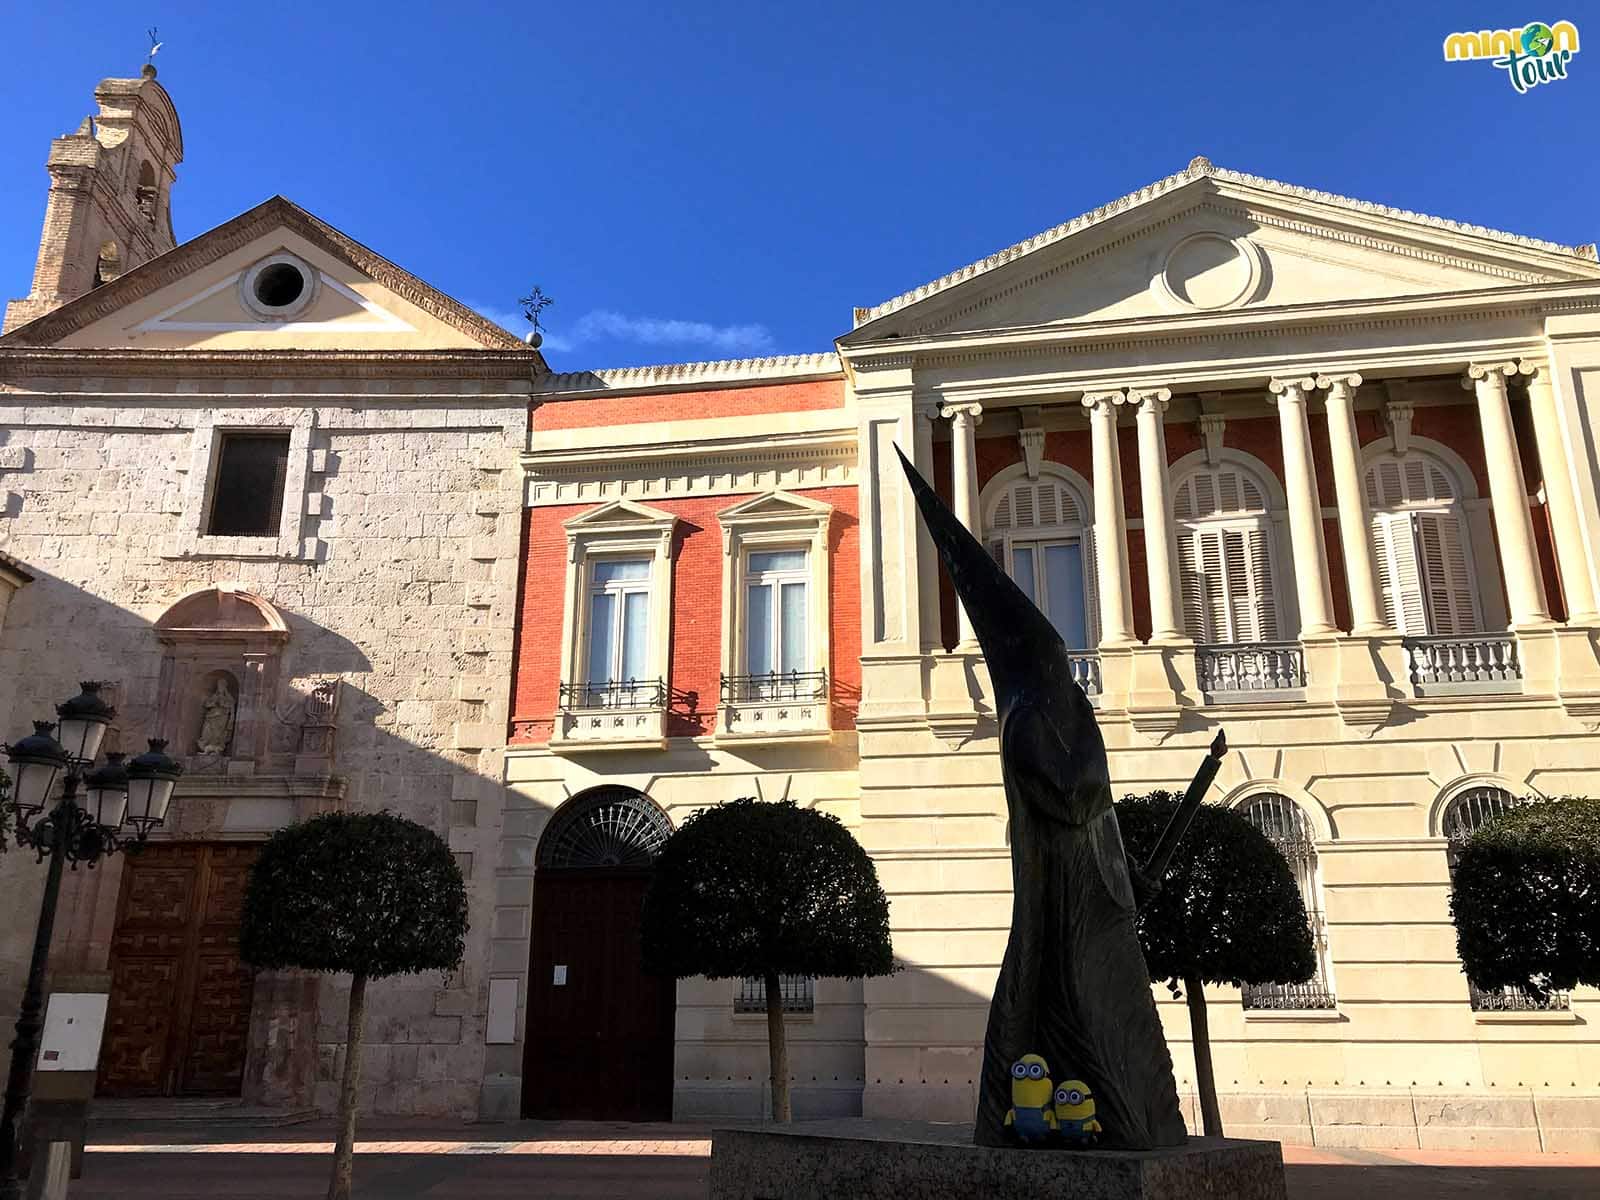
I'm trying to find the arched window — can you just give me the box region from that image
[1436,785,1566,1012]
[1238,792,1335,1010]
[136,160,159,222]
[93,240,122,288]
[984,469,1097,650]
[1365,452,1480,636]
[1172,463,1281,643]
[536,786,673,870]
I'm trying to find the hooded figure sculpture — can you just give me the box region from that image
[896,447,1189,1150]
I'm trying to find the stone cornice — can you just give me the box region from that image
[849,156,1600,330]
[533,352,841,397]
[0,195,541,357]
[0,347,541,381]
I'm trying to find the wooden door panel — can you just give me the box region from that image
[99,843,259,1099]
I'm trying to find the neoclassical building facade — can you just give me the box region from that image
[5,64,1600,1151]
[504,159,1600,1149]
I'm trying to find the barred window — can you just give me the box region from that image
[735,975,814,1014]
[1440,787,1568,1013]
[207,432,290,537]
[1239,793,1337,1011]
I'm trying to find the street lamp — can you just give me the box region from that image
[0,683,182,1199]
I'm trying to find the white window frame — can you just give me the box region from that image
[1170,459,1288,646]
[979,463,1099,650]
[557,499,678,714]
[741,547,812,688]
[1363,449,1483,637]
[715,491,833,743]
[581,556,655,705]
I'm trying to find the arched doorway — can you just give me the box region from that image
[521,786,677,1119]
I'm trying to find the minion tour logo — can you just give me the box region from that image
[1444,20,1580,92]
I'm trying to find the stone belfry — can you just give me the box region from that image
[3,63,184,333]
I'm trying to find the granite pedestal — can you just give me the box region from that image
[709,1119,1286,1200]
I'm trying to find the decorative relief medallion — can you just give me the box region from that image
[1155,232,1265,311]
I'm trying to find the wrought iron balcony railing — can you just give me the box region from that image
[557,679,667,710]
[721,670,828,703]
[1241,980,1338,1011]
[1197,641,1307,696]
[1404,634,1521,695]
[1469,982,1570,1013]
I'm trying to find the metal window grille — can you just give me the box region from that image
[207,432,290,537]
[1441,787,1570,1013]
[735,975,815,1014]
[1240,793,1337,1011]
[536,786,673,871]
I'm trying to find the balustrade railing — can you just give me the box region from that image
[721,670,829,704]
[1241,980,1338,1011]
[1067,651,1101,699]
[1196,641,1307,697]
[1404,634,1521,695]
[1469,982,1570,1013]
[558,679,667,710]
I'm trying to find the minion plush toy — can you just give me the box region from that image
[1053,1079,1102,1146]
[1004,1054,1057,1144]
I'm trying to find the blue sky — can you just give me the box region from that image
[2,3,1594,368]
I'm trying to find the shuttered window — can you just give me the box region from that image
[1365,453,1481,636]
[1172,465,1280,644]
[985,472,1097,649]
[206,432,291,537]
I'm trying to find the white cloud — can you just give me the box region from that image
[469,303,773,356]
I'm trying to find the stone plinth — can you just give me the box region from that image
[709,1119,1286,1200]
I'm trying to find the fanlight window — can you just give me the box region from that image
[1437,786,1566,1012]
[1238,793,1336,1010]
[537,786,673,870]
[1365,453,1480,636]
[1173,465,1280,644]
[985,473,1097,650]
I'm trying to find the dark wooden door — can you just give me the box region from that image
[98,843,259,1098]
[522,871,676,1120]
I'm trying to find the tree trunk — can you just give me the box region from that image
[1184,974,1222,1138]
[327,973,368,1200]
[764,971,791,1122]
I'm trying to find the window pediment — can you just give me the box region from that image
[562,498,679,537]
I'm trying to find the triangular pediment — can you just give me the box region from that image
[1,196,533,353]
[717,490,834,524]
[843,160,1600,341]
[563,499,678,532]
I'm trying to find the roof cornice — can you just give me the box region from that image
[533,352,841,397]
[0,347,540,381]
[850,157,1600,331]
[0,195,543,358]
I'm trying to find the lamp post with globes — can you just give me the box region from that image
[0,682,181,1199]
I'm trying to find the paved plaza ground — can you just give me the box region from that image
[66,1119,1600,1199]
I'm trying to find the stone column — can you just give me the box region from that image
[913,403,944,651]
[1082,391,1135,646]
[1315,372,1386,634]
[1465,362,1551,627]
[939,401,984,649]
[1132,388,1182,642]
[1267,376,1337,638]
[1518,360,1599,622]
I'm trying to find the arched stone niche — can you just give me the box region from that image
[155,586,289,773]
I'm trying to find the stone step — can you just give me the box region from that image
[88,1099,319,1131]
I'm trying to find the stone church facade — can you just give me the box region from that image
[5,63,1600,1149]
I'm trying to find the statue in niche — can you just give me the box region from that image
[196,677,237,755]
[896,448,1225,1150]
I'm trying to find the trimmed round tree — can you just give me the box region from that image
[1450,797,1600,999]
[241,812,467,1200]
[1115,792,1315,1137]
[641,797,894,1121]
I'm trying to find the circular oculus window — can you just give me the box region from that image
[240,253,318,321]
[1156,233,1264,311]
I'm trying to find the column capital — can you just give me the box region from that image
[1463,361,1519,389]
[1080,389,1126,411]
[1313,372,1364,398]
[938,400,984,427]
[1516,358,1552,384]
[1127,386,1172,414]
[1268,376,1318,402]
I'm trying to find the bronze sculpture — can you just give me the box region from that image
[896,448,1224,1150]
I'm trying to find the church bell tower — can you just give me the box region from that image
[3,63,184,333]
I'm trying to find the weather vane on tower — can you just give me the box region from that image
[147,27,163,64]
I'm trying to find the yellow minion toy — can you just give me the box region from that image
[1004,1054,1057,1144]
[1053,1079,1102,1146]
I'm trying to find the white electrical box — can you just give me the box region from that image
[36,993,109,1073]
[486,977,519,1045]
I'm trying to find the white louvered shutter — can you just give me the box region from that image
[1371,512,1429,634]
[1177,530,1208,642]
[1415,511,1480,635]
[1240,525,1279,641]
[1198,530,1227,642]
[1082,531,1101,649]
